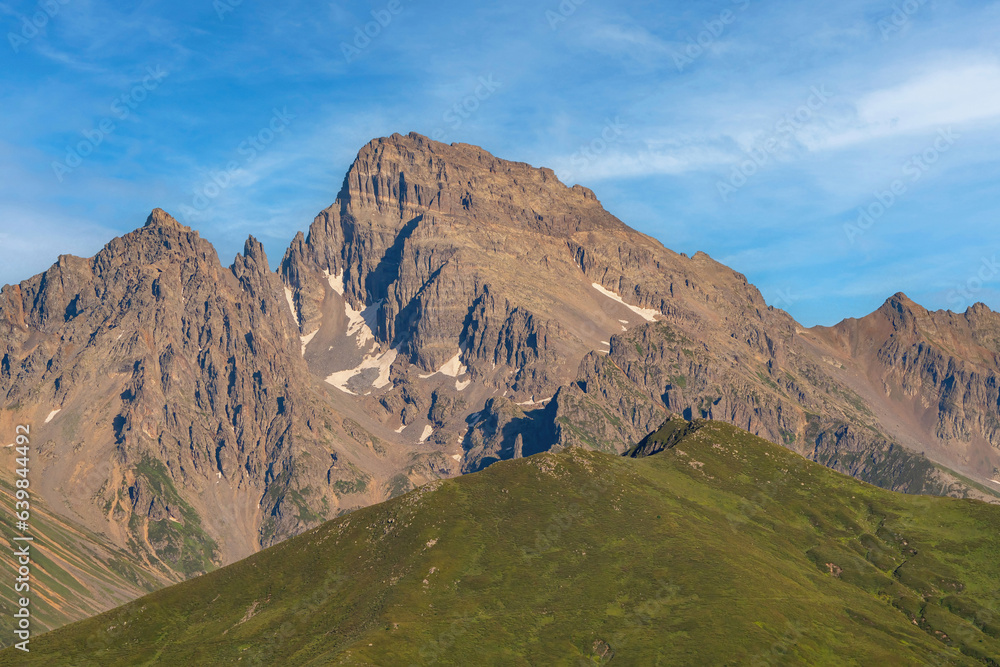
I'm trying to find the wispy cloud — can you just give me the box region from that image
[809,59,1000,151]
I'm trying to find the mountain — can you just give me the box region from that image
[9,419,1000,665]
[0,212,354,574]
[545,291,1000,499]
[280,133,1000,495]
[812,294,1000,481]
[2,132,1000,637]
[0,478,165,639]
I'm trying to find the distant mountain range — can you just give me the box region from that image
[2,132,999,637]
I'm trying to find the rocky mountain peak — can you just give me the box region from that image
[885,291,917,308]
[143,207,188,231]
[965,301,995,318]
[876,292,925,330]
[98,208,210,267]
[240,234,269,264]
[337,132,617,237]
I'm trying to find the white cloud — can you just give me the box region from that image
[550,144,736,182]
[810,60,1000,150]
[545,52,1000,186]
[865,63,1000,126]
[587,23,674,55]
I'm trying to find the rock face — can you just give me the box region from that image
[0,211,372,579]
[811,294,1000,485]
[280,134,637,399]
[2,132,1000,629]
[282,133,1000,499]
[280,133,805,470]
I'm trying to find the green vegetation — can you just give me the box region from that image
[932,464,1000,502]
[132,458,218,577]
[0,479,167,644]
[333,478,368,496]
[555,412,620,454]
[333,478,367,495]
[555,358,654,454]
[8,421,1000,665]
[287,486,325,525]
[387,474,413,499]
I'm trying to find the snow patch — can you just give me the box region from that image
[419,351,468,378]
[345,299,380,349]
[517,396,553,407]
[451,454,462,461]
[394,425,406,434]
[439,352,468,377]
[326,269,345,296]
[299,329,318,356]
[327,267,378,349]
[45,409,61,424]
[324,347,398,394]
[284,287,300,327]
[592,283,659,322]
[455,378,472,391]
[419,425,434,443]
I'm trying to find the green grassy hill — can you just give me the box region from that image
[6,419,1000,665]
[0,479,171,644]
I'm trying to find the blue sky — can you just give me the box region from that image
[1,0,999,326]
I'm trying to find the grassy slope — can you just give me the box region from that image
[0,479,170,644]
[5,421,1000,665]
